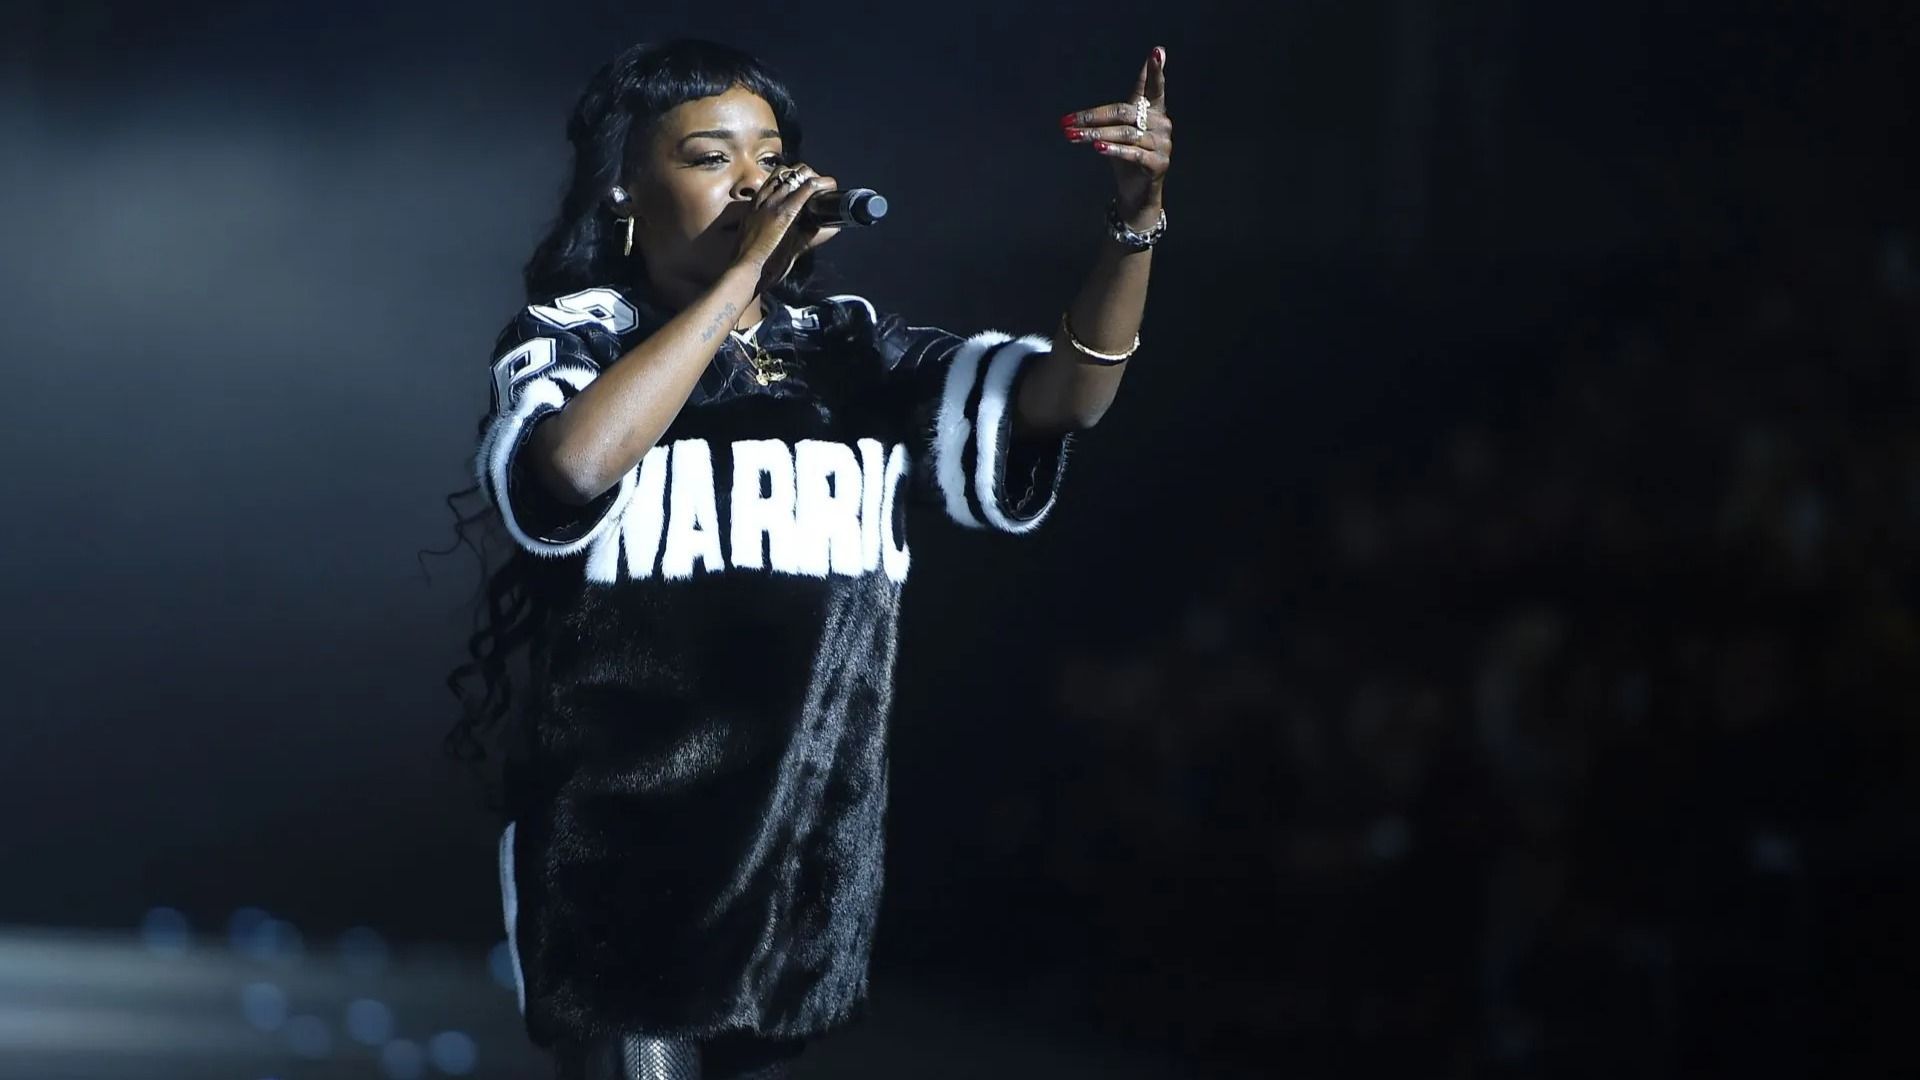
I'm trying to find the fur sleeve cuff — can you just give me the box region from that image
[931,332,1071,533]
[474,365,634,557]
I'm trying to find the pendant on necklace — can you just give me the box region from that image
[747,343,788,386]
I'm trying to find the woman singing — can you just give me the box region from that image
[446,37,1172,1079]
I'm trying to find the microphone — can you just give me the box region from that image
[802,187,888,228]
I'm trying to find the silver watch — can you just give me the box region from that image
[1106,200,1167,251]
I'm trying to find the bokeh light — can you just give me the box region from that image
[426,1030,478,1076]
[138,907,190,955]
[345,997,395,1045]
[227,906,270,952]
[380,1037,425,1080]
[239,980,289,1032]
[338,925,390,978]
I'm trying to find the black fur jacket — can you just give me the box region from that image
[475,285,1072,1048]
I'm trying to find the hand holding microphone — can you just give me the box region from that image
[733,163,887,287]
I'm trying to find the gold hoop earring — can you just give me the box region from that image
[622,216,636,257]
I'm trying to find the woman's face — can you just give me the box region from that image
[627,86,786,302]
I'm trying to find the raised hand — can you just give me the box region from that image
[1060,45,1173,223]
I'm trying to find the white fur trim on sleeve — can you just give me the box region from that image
[474,364,634,558]
[930,332,1008,529]
[973,334,1059,533]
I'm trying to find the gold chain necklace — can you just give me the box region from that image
[744,337,788,385]
[733,312,788,386]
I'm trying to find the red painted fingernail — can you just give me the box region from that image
[1093,140,1110,153]
[1154,47,1166,66]
[1060,112,1080,127]
[1067,130,1089,142]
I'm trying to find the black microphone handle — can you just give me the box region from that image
[801,187,888,228]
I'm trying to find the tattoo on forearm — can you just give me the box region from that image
[699,302,739,343]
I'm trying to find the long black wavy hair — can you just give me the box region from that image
[428,39,829,814]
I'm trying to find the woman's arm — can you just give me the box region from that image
[529,170,838,506]
[1015,46,1172,437]
[1014,202,1159,433]
[526,261,762,505]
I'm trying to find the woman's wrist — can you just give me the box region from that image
[659,263,762,340]
[727,248,773,282]
[720,259,765,290]
[1116,195,1164,233]
[1103,198,1167,255]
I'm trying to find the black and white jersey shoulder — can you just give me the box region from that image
[474,287,647,558]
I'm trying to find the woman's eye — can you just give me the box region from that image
[688,153,781,169]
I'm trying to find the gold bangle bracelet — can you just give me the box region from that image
[1059,310,1139,364]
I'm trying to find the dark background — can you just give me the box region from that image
[2,1,1917,1076]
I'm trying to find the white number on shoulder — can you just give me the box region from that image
[529,287,639,334]
[490,337,557,411]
